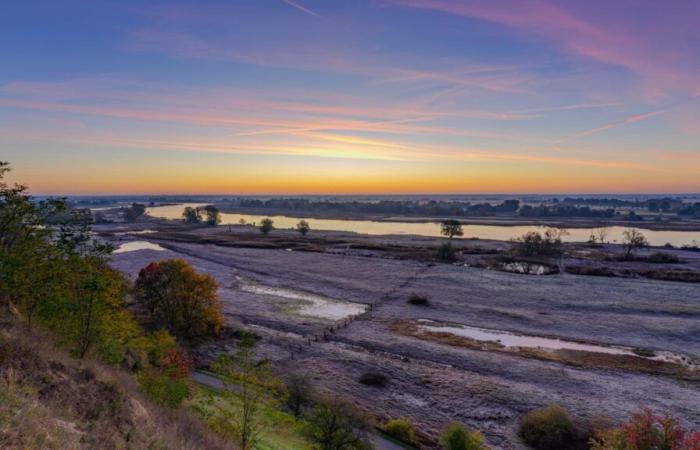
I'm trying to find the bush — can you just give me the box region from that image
[358,372,389,387]
[408,293,430,306]
[138,345,191,408]
[385,418,417,445]
[440,422,488,450]
[590,408,700,450]
[436,242,458,262]
[518,404,576,450]
[512,228,567,258]
[138,371,190,408]
[646,252,680,264]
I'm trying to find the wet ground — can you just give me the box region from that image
[105,224,700,449]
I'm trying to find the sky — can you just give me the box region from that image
[1,0,699,195]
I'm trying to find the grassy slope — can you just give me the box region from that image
[0,318,231,450]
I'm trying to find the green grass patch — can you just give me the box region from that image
[188,385,313,450]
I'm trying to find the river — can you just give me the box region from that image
[146,203,700,247]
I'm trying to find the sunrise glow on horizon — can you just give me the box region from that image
[2,0,699,195]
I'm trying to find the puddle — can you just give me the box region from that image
[417,320,630,355]
[114,229,157,236]
[415,320,699,370]
[501,261,554,275]
[238,280,367,321]
[113,241,165,254]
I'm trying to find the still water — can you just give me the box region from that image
[147,203,700,247]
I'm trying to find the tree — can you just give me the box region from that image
[122,202,146,222]
[134,259,223,341]
[0,161,150,364]
[259,218,274,235]
[440,220,464,239]
[595,227,609,245]
[305,397,372,450]
[182,206,202,224]
[622,229,649,259]
[61,256,129,358]
[440,422,488,450]
[284,374,312,418]
[210,338,274,450]
[296,220,310,236]
[201,205,221,226]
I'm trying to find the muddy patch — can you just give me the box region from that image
[238,278,368,321]
[395,320,700,379]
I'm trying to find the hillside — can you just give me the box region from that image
[0,316,231,450]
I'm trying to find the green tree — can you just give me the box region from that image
[259,218,274,235]
[201,205,221,226]
[134,259,223,341]
[306,397,372,450]
[284,373,312,418]
[210,338,274,450]
[122,202,147,222]
[296,219,310,236]
[182,206,202,224]
[440,220,464,239]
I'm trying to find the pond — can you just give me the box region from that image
[147,203,700,247]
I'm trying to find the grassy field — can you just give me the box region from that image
[188,384,313,450]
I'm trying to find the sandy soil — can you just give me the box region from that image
[103,224,700,449]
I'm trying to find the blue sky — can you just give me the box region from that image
[1,0,699,194]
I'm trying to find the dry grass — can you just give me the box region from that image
[0,318,233,450]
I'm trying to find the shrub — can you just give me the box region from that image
[138,345,191,408]
[408,293,430,306]
[440,422,488,450]
[512,228,568,258]
[646,252,680,264]
[138,371,190,408]
[590,408,700,450]
[358,372,389,387]
[518,404,576,450]
[436,242,458,262]
[385,418,417,445]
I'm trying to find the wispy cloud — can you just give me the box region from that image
[281,0,322,18]
[558,110,665,143]
[387,0,698,96]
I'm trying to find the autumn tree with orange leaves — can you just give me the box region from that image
[135,259,223,341]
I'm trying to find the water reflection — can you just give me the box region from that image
[147,203,700,247]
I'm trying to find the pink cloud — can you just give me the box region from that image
[387,0,698,96]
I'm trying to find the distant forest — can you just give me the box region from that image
[215,197,700,219]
